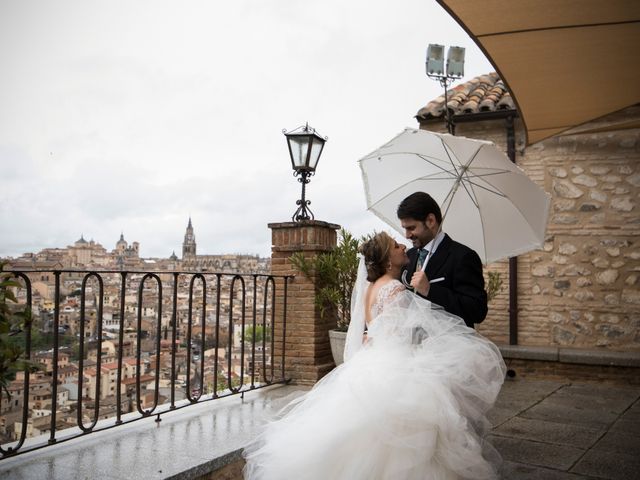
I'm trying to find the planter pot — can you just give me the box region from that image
[329,329,347,366]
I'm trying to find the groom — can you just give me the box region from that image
[397,192,487,328]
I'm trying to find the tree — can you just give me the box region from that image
[0,263,40,397]
[243,325,271,344]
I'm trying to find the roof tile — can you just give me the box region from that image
[416,72,515,120]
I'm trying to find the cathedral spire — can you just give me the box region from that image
[182,217,196,259]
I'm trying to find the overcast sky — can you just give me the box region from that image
[0,0,494,259]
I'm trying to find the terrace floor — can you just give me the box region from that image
[1,377,639,479]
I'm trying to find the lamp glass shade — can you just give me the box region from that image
[287,135,309,170]
[308,137,325,170]
[286,130,325,172]
[446,46,465,77]
[426,44,445,76]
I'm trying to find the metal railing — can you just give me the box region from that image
[1,269,292,459]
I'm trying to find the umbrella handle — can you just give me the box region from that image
[401,270,412,289]
[420,255,429,272]
[402,257,430,292]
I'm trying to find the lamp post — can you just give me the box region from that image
[283,123,327,222]
[426,44,465,134]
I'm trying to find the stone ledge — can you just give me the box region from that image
[499,345,558,361]
[179,450,243,480]
[271,245,336,253]
[558,348,640,367]
[267,220,341,229]
[498,344,640,368]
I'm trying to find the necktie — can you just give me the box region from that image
[417,249,428,271]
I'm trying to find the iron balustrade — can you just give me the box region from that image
[0,269,292,459]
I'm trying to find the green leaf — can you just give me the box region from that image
[289,228,360,329]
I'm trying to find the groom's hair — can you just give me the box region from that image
[397,192,442,224]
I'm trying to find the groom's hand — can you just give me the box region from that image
[410,271,430,297]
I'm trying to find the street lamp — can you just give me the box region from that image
[426,44,465,134]
[283,123,327,222]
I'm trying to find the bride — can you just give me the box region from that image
[243,232,506,480]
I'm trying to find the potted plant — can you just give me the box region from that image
[290,229,359,365]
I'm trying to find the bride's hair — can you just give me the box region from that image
[359,232,393,282]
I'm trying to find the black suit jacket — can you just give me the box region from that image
[402,234,487,328]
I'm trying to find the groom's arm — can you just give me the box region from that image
[424,249,488,328]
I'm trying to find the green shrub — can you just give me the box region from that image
[0,263,40,397]
[486,271,504,303]
[290,229,359,331]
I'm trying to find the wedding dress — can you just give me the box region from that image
[243,262,506,480]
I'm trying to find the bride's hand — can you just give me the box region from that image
[410,270,430,296]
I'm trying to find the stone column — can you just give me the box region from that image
[268,220,340,385]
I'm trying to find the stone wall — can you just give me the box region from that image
[421,105,640,351]
[503,358,640,385]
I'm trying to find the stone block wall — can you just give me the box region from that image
[422,105,640,351]
[503,359,640,385]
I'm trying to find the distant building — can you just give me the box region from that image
[4,222,269,273]
[180,218,269,273]
[113,233,140,269]
[68,235,109,266]
[6,233,141,270]
[182,217,197,258]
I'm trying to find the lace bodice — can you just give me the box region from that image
[370,279,405,319]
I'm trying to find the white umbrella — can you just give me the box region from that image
[358,128,550,264]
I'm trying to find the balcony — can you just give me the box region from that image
[1,267,293,463]
[2,221,639,479]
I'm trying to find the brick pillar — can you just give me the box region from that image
[268,220,340,385]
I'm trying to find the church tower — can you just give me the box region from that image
[182,217,197,259]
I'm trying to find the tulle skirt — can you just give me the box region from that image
[243,293,506,480]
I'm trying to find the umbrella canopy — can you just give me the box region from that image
[437,0,640,145]
[359,128,550,264]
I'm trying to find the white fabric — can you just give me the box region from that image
[344,256,368,362]
[243,279,507,480]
